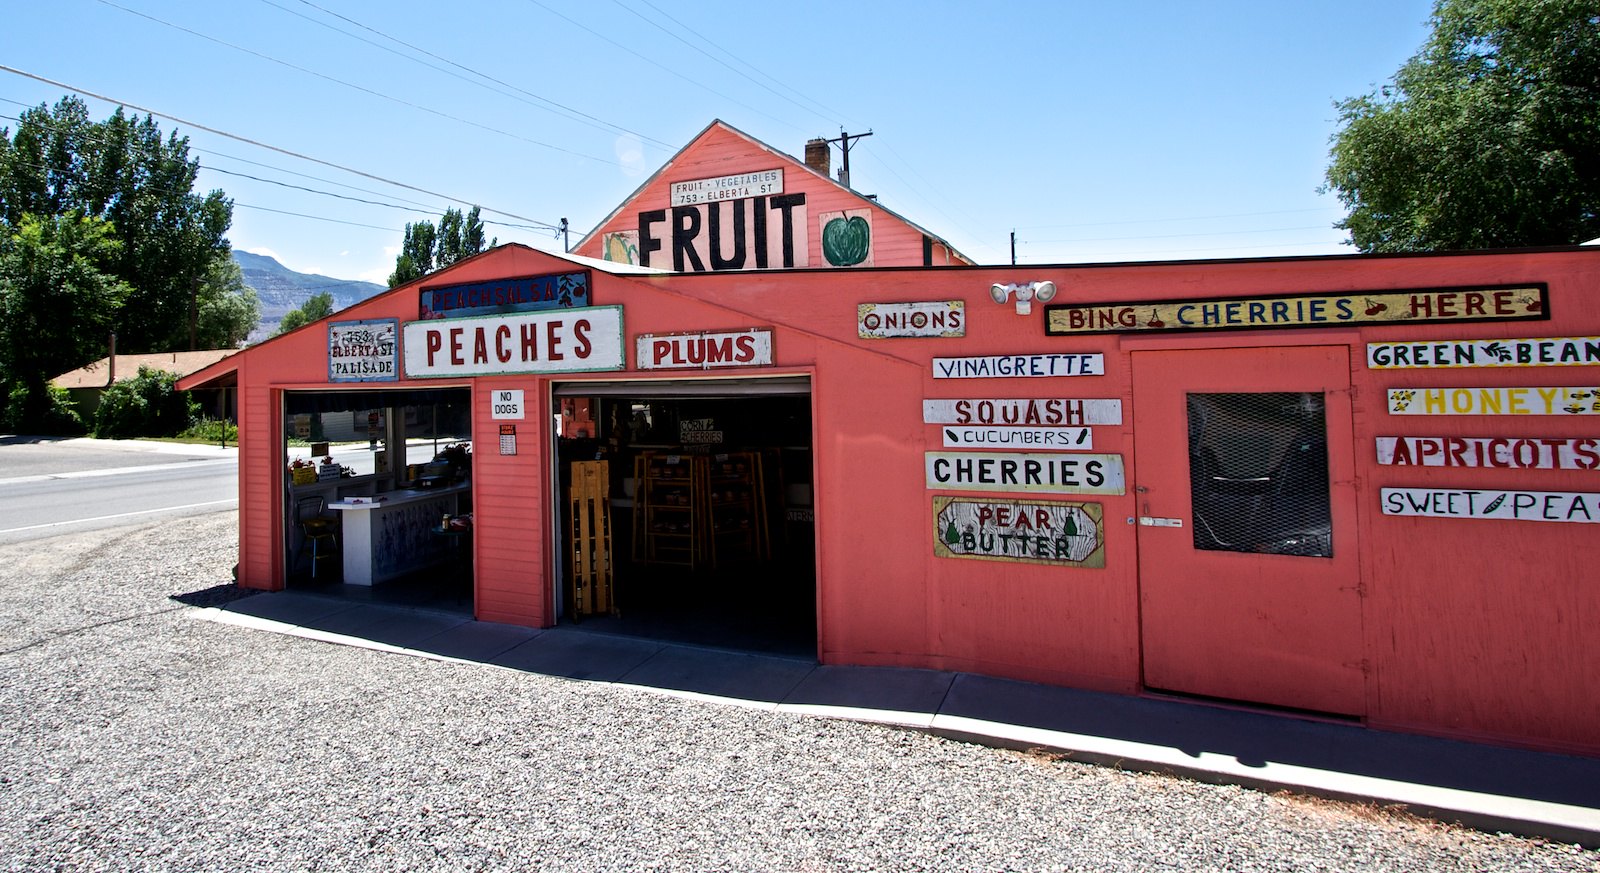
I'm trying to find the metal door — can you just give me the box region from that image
[1132,346,1364,716]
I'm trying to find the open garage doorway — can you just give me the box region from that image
[550,377,816,658]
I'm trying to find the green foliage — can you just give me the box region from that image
[1,382,84,435]
[274,291,334,336]
[0,96,247,350]
[180,416,237,443]
[1326,0,1600,252]
[388,206,495,287]
[93,365,197,438]
[193,257,259,349]
[0,211,131,430]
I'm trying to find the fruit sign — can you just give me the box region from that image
[932,496,1105,567]
[1044,285,1547,335]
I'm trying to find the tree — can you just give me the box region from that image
[274,292,334,336]
[0,97,251,351]
[193,257,260,349]
[0,212,131,426]
[388,206,495,287]
[1325,0,1600,252]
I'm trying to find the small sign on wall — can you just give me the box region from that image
[1367,336,1600,369]
[1376,436,1600,469]
[1388,387,1600,415]
[923,398,1123,427]
[499,424,517,455]
[933,496,1105,568]
[941,425,1093,451]
[636,328,773,369]
[490,389,525,420]
[1046,285,1548,335]
[328,319,398,382]
[1381,487,1600,523]
[858,301,964,338]
[925,451,1125,495]
[933,354,1103,378]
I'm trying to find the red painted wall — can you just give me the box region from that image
[198,243,1600,757]
[572,121,966,270]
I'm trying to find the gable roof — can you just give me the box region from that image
[573,119,974,265]
[54,349,240,389]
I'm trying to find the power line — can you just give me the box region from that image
[517,0,800,132]
[0,65,565,231]
[89,0,617,168]
[609,0,840,128]
[275,0,677,151]
[1024,225,1332,245]
[1015,208,1340,232]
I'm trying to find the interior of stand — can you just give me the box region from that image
[281,388,475,613]
[554,386,817,658]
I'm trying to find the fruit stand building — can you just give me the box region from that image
[183,122,1600,758]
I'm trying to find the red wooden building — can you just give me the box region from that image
[183,123,1600,757]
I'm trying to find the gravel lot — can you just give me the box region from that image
[1,512,1595,872]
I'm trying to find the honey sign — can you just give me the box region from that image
[933,496,1105,568]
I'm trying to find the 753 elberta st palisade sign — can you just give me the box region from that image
[933,496,1105,567]
[1044,285,1547,335]
[328,319,398,382]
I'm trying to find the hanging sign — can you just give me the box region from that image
[419,271,589,320]
[933,496,1105,568]
[403,307,624,378]
[923,398,1123,426]
[1377,436,1600,469]
[1045,285,1547,335]
[1381,487,1600,523]
[327,319,398,382]
[925,451,1125,494]
[941,425,1093,451]
[858,301,964,338]
[636,328,773,369]
[933,354,1103,378]
[1368,336,1600,369]
[1387,386,1600,415]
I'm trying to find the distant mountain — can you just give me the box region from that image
[234,250,387,342]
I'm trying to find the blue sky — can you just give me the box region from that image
[1,0,1435,284]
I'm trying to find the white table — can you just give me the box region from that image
[328,482,471,585]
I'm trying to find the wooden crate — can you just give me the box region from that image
[568,460,615,617]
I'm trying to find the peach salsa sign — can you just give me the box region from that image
[1044,285,1547,335]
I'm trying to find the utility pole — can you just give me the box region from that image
[1011,231,1017,266]
[560,218,570,253]
[825,129,873,189]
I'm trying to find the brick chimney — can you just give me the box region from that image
[804,138,830,177]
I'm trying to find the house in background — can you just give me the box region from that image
[572,119,974,271]
[53,349,240,422]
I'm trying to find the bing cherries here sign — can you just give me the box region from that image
[403,307,624,377]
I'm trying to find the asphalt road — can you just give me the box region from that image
[0,437,237,545]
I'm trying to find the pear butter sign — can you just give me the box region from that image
[933,496,1105,568]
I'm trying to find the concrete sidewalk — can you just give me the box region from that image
[195,591,1600,847]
